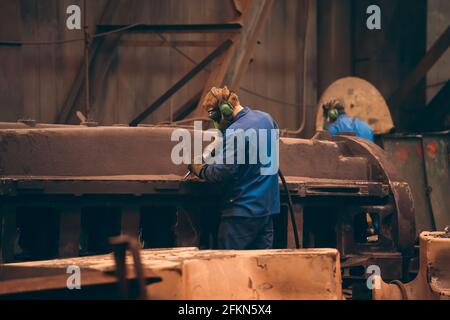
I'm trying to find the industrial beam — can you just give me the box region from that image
[388,25,450,113]
[0,42,21,47]
[55,0,135,124]
[96,23,242,33]
[190,0,274,118]
[427,80,450,114]
[421,80,450,130]
[317,0,352,96]
[129,39,233,126]
[119,39,221,47]
[169,90,203,122]
[223,0,273,88]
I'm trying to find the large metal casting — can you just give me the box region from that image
[2,247,342,300]
[0,124,415,283]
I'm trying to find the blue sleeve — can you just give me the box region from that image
[200,133,242,183]
[201,163,240,183]
[354,119,374,142]
[326,123,338,136]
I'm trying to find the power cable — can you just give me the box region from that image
[278,169,300,249]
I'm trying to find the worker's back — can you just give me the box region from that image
[326,114,374,142]
[202,106,280,217]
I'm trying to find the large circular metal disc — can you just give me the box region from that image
[315,77,394,134]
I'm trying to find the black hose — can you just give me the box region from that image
[278,169,300,249]
[390,280,409,300]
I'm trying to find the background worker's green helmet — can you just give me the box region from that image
[328,107,340,121]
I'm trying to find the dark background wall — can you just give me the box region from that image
[0,0,448,137]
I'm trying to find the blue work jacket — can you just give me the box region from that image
[201,107,280,217]
[326,114,374,142]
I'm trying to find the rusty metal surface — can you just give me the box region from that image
[3,247,343,300]
[373,231,450,300]
[380,131,450,234]
[421,132,450,231]
[0,124,415,284]
[0,126,370,179]
[381,135,434,234]
[0,127,185,176]
[0,121,78,129]
[0,264,160,299]
[1,234,161,299]
[333,135,416,253]
[110,235,149,299]
[0,175,388,198]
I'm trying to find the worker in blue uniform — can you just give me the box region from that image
[188,86,280,250]
[322,99,374,142]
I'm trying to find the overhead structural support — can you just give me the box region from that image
[55,0,136,124]
[96,23,242,33]
[129,39,233,126]
[190,0,274,118]
[56,0,274,125]
[388,25,450,113]
[55,0,114,123]
[222,0,274,88]
[421,80,450,131]
[427,80,450,115]
[317,0,352,97]
[167,90,203,122]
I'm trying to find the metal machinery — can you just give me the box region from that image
[379,132,450,235]
[373,231,450,300]
[0,123,416,293]
[0,235,161,299]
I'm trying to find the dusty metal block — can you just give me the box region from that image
[174,249,342,300]
[4,247,342,300]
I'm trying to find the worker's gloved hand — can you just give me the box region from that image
[188,163,206,178]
